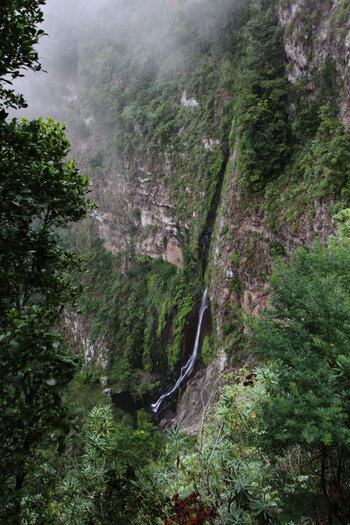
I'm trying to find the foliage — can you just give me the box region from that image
[0,117,91,318]
[333,208,350,239]
[295,105,350,201]
[0,4,92,518]
[250,241,350,522]
[152,369,282,524]
[232,1,291,192]
[0,0,45,114]
[0,116,91,519]
[0,118,91,331]
[63,367,108,418]
[0,308,77,521]
[66,221,202,386]
[22,404,167,524]
[201,335,216,365]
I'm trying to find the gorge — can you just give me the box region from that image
[3,0,350,522]
[21,0,349,447]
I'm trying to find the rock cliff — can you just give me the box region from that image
[36,0,350,432]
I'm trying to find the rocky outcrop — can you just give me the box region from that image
[91,168,184,268]
[64,312,107,367]
[69,115,184,268]
[173,345,228,435]
[209,155,335,348]
[275,0,350,126]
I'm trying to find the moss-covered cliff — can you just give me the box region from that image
[7,1,350,521]
[45,0,350,426]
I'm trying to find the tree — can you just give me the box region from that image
[250,241,350,523]
[0,0,46,115]
[231,1,291,191]
[0,118,92,519]
[23,405,166,524]
[0,1,92,520]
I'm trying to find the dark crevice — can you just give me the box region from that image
[198,141,229,275]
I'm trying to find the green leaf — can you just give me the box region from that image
[45,377,57,386]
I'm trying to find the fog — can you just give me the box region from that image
[12,0,247,121]
[12,0,178,119]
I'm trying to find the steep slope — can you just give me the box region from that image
[36,0,350,429]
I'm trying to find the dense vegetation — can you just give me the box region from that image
[66,219,202,386]
[2,0,350,523]
[58,0,350,374]
[12,240,350,524]
[231,3,291,191]
[0,1,92,520]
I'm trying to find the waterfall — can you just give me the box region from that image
[151,288,210,413]
[151,146,228,415]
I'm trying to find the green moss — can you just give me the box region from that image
[66,220,202,387]
[269,240,285,257]
[231,3,292,192]
[167,291,197,371]
[201,335,216,365]
[147,224,158,234]
[220,303,246,356]
[229,251,240,267]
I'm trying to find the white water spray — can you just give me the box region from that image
[151,288,209,413]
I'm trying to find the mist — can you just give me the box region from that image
[12,0,248,123]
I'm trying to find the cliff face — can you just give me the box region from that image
[92,166,183,268]
[57,0,350,431]
[209,167,334,328]
[277,0,350,126]
[206,0,350,354]
[174,0,350,432]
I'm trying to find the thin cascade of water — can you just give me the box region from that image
[151,288,209,413]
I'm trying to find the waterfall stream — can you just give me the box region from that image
[151,288,209,413]
[151,144,228,415]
